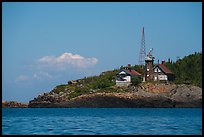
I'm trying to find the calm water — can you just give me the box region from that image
[2,108,202,135]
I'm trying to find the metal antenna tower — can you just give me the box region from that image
[139,27,146,66]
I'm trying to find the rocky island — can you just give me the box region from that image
[28,52,202,108]
[28,81,202,108]
[4,52,201,108]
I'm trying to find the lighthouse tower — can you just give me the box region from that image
[145,48,154,81]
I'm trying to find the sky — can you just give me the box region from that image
[2,2,202,102]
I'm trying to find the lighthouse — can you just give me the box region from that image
[144,48,154,81]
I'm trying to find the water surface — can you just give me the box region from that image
[2,108,202,135]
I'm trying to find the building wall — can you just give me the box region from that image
[124,76,131,82]
[116,75,131,87]
[153,66,165,81]
[145,60,154,81]
[153,66,175,81]
[116,81,131,87]
[116,75,131,82]
[158,75,168,80]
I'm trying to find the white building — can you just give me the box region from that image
[153,61,175,81]
[116,68,141,87]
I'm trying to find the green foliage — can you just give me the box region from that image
[68,86,89,99]
[166,52,202,87]
[131,65,144,74]
[91,71,115,89]
[51,70,119,99]
[131,76,142,86]
[51,84,68,94]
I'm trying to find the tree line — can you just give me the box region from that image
[165,52,202,87]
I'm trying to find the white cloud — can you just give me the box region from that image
[37,52,98,70]
[33,71,53,80]
[15,75,29,82]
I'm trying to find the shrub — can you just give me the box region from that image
[131,76,142,86]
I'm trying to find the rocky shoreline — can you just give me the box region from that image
[2,101,28,108]
[28,84,202,108]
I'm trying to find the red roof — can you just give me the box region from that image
[125,69,142,76]
[158,64,174,74]
[147,53,152,56]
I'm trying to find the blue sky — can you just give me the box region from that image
[2,2,202,102]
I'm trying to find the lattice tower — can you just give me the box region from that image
[139,27,146,66]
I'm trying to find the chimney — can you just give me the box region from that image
[128,64,131,71]
[161,60,165,65]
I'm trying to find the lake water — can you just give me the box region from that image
[2,108,202,135]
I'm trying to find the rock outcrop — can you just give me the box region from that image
[2,101,28,108]
[28,84,202,108]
